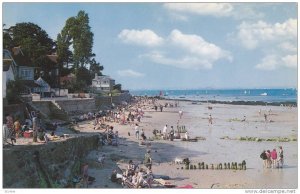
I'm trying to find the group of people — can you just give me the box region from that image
[3,112,51,145]
[121,150,153,188]
[260,146,284,168]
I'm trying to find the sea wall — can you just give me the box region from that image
[95,92,132,108]
[3,134,100,188]
[55,98,96,114]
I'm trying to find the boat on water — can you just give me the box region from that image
[179,96,186,99]
[260,92,267,96]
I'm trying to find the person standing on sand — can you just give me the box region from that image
[5,114,16,145]
[135,123,140,140]
[208,114,213,125]
[144,150,152,170]
[260,150,268,168]
[160,105,163,112]
[163,124,168,140]
[271,149,278,168]
[32,112,41,143]
[266,150,271,168]
[278,146,284,168]
[82,163,89,188]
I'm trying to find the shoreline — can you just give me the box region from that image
[135,96,297,106]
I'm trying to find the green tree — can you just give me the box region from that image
[8,22,55,66]
[57,10,102,87]
[89,58,103,77]
[6,79,25,104]
[3,24,13,50]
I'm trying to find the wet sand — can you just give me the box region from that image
[76,100,298,189]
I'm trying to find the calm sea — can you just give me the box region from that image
[129,89,297,103]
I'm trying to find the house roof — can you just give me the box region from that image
[12,46,23,56]
[93,75,115,81]
[47,54,58,63]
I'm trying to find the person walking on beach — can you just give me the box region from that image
[135,124,140,140]
[179,110,183,119]
[208,114,213,125]
[264,113,268,122]
[163,124,168,140]
[278,146,284,168]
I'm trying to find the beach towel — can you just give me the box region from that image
[154,178,175,188]
[177,184,194,188]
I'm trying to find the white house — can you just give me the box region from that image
[3,50,16,98]
[92,74,115,92]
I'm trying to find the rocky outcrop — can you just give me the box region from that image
[3,134,100,188]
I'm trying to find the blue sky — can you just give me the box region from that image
[2,3,298,90]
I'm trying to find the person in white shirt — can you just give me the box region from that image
[134,124,140,140]
[163,124,168,140]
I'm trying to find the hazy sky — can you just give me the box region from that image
[3,2,298,90]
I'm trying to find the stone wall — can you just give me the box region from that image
[3,134,100,188]
[55,98,96,113]
[95,92,132,108]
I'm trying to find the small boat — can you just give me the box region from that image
[260,92,267,96]
[179,96,186,98]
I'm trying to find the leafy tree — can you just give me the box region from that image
[3,24,13,49]
[89,58,103,77]
[8,22,55,66]
[6,79,25,104]
[57,11,102,87]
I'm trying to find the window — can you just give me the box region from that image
[20,69,33,80]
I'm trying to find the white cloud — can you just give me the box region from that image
[237,19,297,49]
[255,54,297,70]
[282,55,297,68]
[118,29,163,47]
[234,18,297,71]
[169,29,232,62]
[144,51,213,69]
[117,69,145,77]
[138,29,232,70]
[163,3,233,17]
[255,55,278,70]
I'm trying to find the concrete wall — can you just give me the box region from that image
[3,134,100,188]
[55,98,96,114]
[31,101,51,116]
[95,92,132,108]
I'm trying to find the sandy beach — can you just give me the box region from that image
[69,99,297,189]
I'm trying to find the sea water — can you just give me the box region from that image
[130,88,297,103]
